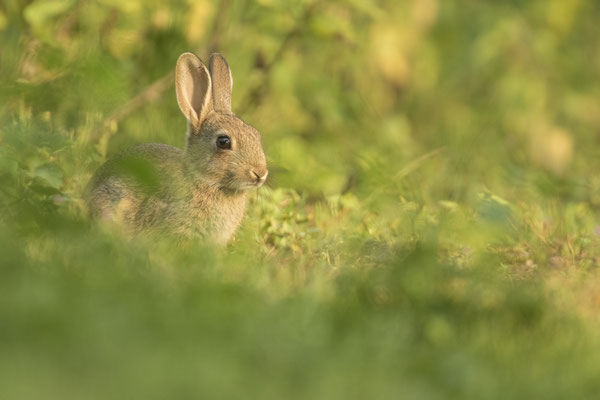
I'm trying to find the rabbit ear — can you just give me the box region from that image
[176,53,212,130]
[208,53,233,113]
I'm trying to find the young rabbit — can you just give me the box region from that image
[87,53,268,245]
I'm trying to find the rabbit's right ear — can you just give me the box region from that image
[176,53,212,131]
[209,53,233,113]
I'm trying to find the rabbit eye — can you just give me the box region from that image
[216,135,231,150]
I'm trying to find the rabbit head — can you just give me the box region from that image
[175,53,268,192]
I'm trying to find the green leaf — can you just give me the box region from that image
[23,0,75,27]
[31,163,64,190]
[0,10,7,31]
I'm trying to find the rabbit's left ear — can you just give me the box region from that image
[209,53,233,113]
[176,53,213,131]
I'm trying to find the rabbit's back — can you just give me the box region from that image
[87,143,187,230]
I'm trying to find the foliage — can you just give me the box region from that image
[1,0,600,398]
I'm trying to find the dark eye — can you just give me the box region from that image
[216,135,231,149]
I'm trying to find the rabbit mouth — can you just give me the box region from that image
[234,169,267,190]
[219,169,267,191]
[240,180,265,190]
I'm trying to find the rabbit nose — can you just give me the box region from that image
[250,167,268,183]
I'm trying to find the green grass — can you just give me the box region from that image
[2,0,600,398]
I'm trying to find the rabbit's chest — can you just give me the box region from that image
[180,190,247,244]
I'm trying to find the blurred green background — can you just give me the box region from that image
[2,0,600,398]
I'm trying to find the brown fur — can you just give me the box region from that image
[87,53,267,245]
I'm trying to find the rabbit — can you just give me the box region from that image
[87,52,268,245]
